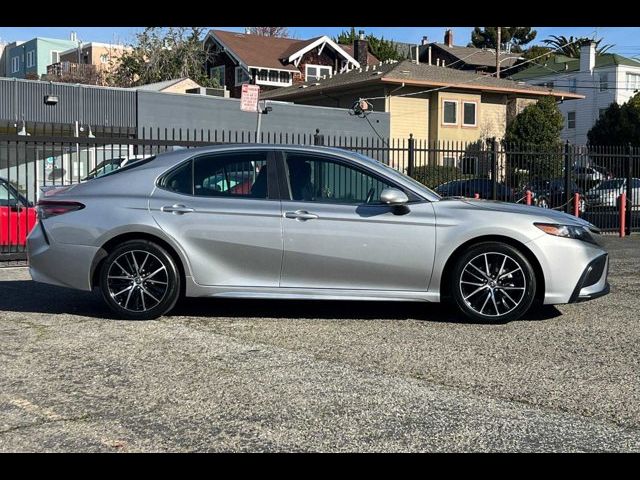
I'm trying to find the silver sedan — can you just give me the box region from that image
[27,144,610,322]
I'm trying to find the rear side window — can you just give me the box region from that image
[161,161,193,195]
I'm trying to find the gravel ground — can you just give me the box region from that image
[0,235,639,452]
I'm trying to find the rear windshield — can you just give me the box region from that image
[86,156,156,180]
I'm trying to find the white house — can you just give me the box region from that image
[511,42,640,145]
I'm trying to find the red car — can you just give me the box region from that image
[0,178,37,249]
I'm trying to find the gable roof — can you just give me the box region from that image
[205,29,379,73]
[429,43,522,68]
[511,53,640,81]
[261,59,583,101]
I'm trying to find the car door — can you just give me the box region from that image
[149,149,283,287]
[277,151,436,291]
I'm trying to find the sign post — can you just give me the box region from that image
[240,84,261,142]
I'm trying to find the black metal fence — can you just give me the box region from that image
[1,127,639,263]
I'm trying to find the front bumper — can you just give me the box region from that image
[568,253,610,303]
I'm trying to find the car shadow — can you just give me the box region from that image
[0,279,563,324]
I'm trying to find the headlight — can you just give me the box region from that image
[534,223,599,245]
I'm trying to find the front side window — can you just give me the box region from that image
[210,65,225,87]
[568,111,576,129]
[462,102,477,126]
[284,154,394,204]
[443,100,457,125]
[0,182,19,207]
[599,73,609,92]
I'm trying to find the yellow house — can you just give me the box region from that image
[261,59,583,145]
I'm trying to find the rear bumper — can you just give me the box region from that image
[27,221,97,291]
[568,253,610,303]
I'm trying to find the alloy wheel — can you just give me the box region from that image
[459,252,527,318]
[106,249,169,312]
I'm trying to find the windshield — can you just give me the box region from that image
[350,151,441,199]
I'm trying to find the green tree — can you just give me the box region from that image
[505,96,565,179]
[335,27,406,62]
[107,27,219,88]
[542,35,614,58]
[521,45,554,64]
[469,27,537,53]
[587,94,640,146]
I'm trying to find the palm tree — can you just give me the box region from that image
[543,35,614,57]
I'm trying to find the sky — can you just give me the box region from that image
[2,26,640,58]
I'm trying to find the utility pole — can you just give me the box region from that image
[496,27,501,78]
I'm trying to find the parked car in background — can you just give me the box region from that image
[1,178,37,249]
[520,178,586,213]
[435,178,514,201]
[573,165,612,184]
[586,178,640,209]
[27,145,609,323]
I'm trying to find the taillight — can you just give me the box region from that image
[36,200,85,219]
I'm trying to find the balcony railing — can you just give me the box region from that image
[47,62,99,77]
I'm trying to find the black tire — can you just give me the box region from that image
[99,240,181,320]
[450,242,536,323]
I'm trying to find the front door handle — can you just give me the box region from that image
[284,210,319,221]
[161,204,194,215]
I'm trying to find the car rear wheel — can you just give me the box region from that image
[450,242,536,323]
[99,240,180,320]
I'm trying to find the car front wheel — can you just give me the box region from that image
[99,240,181,320]
[450,242,537,323]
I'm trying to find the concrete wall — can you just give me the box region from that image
[136,90,390,140]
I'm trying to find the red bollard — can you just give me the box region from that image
[525,190,532,206]
[573,192,580,217]
[619,193,626,238]
[474,193,480,199]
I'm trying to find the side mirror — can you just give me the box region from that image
[380,187,409,205]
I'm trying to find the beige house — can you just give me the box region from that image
[46,42,130,85]
[261,59,583,145]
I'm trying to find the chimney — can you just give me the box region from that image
[354,30,368,67]
[244,27,251,35]
[70,31,77,42]
[421,36,429,46]
[444,29,453,47]
[579,40,596,73]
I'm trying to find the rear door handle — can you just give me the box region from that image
[284,210,319,221]
[161,204,194,215]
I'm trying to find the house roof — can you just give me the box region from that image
[206,30,379,72]
[261,59,584,101]
[130,77,199,92]
[430,43,522,68]
[510,53,640,80]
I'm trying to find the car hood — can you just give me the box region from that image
[437,197,594,228]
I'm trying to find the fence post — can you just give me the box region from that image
[407,133,415,178]
[526,190,532,206]
[626,143,633,236]
[564,140,571,214]
[619,193,627,238]
[313,128,324,146]
[491,137,498,200]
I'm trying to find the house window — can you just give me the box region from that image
[235,66,250,86]
[11,56,20,73]
[280,71,290,83]
[569,77,577,93]
[460,157,478,175]
[567,111,576,129]
[627,73,640,91]
[100,54,109,64]
[599,73,609,92]
[462,102,477,127]
[210,65,225,87]
[51,51,60,64]
[26,51,35,68]
[305,64,331,81]
[443,100,457,125]
[443,157,456,168]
